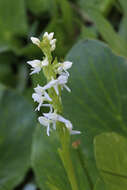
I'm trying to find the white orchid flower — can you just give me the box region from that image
[27,60,42,75]
[43,111,81,135]
[34,84,45,95]
[57,74,71,92]
[27,57,49,75]
[57,61,73,76]
[32,86,52,111]
[42,74,70,95]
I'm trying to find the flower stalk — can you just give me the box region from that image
[27,32,80,190]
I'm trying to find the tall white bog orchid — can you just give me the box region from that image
[28,31,80,136]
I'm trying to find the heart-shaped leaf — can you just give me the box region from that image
[63,39,127,185]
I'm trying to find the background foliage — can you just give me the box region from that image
[0,0,127,190]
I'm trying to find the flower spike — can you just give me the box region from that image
[28,31,80,136]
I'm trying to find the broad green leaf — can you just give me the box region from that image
[0,86,36,190]
[31,125,71,190]
[84,7,127,57]
[94,132,127,189]
[63,39,127,186]
[94,178,106,190]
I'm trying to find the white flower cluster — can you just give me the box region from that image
[31,32,56,51]
[27,32,80,136]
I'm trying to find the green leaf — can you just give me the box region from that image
[0,0,28,52]
[57,0,74,34]
[0,0,28,35]
[0,64,12,84]
[79,25,98,40]
[118,0,127,13]
[84,7,127,57]
[118,1,127,42]
[94,132,127,189]
[0,86,36,190]
[63,39,127,186]
[119,15,127,42]
[78,0,115,14]
[0,53,17,87]
[16,64,28,93]
[45,18,71,57]
[94,178,106,190]
[26,0,55,15]
[31,125,71,190]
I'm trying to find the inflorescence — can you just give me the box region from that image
[27,32,80,136]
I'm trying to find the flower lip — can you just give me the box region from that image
[38,116,50,126]
[32,87,52,111]
[38,116,51,136]
[34,85,45,95]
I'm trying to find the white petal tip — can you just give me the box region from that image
[31,37,40,46]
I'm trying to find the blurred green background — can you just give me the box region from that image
[1,0,127,190]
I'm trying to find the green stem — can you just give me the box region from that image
[58,128,79,190]
[77,148,93,190]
